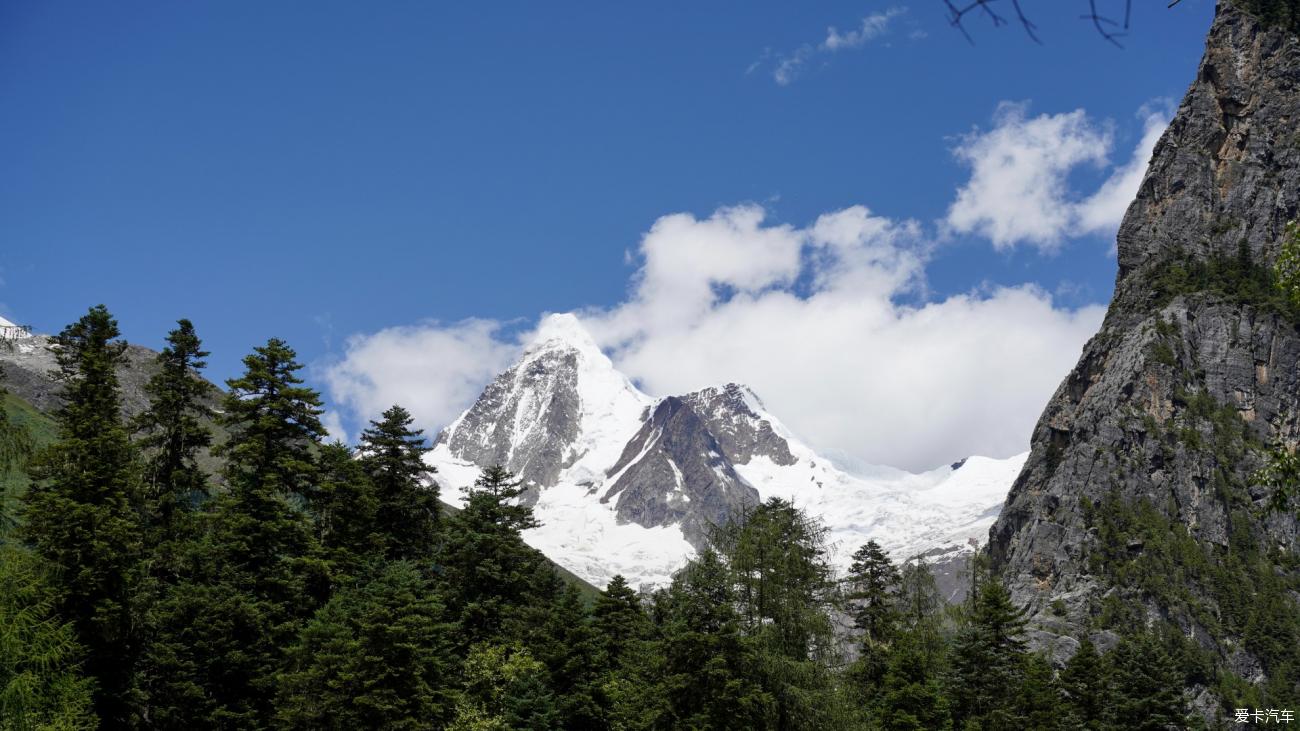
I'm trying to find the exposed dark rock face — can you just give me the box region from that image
[680,383,797,466]
[603,397,760,547]
[989,0,1300,708]
[436,346,582,491]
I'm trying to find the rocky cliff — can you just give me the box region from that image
[989,0,1300,710]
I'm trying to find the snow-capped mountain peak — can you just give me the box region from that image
[427,312,1025,590]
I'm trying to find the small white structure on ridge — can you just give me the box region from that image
[0,315,32,341]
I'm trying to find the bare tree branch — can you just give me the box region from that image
[945,0,1137,45]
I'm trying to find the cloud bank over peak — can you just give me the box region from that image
[322,101,1168,471]
[324,201,1103,472]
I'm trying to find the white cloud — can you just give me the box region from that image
[945,102,1170,251]
[767,8,904,85]
[1074,107,1170,237]
[583,205,1103,471]
[321,318,517,440]
[321,102,1170,471]
[823,8,906,51]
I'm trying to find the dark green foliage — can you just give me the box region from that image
[144,338,329,728]
[875,628,951,731]
[21,305,143,726]
[1059,637,1108,729]
[534,585,605,730]
[311,442,382,573]
[0,543,98,731]
[1149,247,1299,320]
[948,580,1030,728]
[654,549,777,730]
[357,405,439,561]
[133,319,214,547]
[844,540,901,688]
[1234,0,1300,34]
[1108,632,1189,730]
[439,465,553,647]
[274,561,457,730]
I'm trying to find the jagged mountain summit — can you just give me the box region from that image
[428,313,1025,588]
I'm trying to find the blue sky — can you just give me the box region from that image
[1,1,1218,468]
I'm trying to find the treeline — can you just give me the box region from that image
[2,306,1197,730]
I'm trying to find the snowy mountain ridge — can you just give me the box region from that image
[427,313,1025,589]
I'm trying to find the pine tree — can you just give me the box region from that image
[656,549,777,730]
[0,543,98,731]
[845,541,901,646]
[844,540,901,691]
[356,405,439,561]
[145,338,329,728]
[875,628,951,731]
[440,465,551,647]
[311,441,381,575]
[948,579,1030,728]
[592,575,664,730]
[1059,637,1108,729]
[22,305,143,726]
[534,585,605,730]
[713,498,845,730]
[1108,632,1188,731]
[133,319,214,572]
[593,575,651,667]
[274,561,457,730]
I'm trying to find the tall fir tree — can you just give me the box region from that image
[133,319,214,560]
[1059,637,1109,729]
[440,465,553,647]
[0,543,98,731]
[145,338,329,728]
[274,561,457,730]
[356,405,439,561]
[844,540,902,692]
[947,578,1030,728]
[655,548,777,730]
[21,305,143,726]
[311,441,381,574]
[714,498,847,730]
[1107,632,1188,731]
[534,585,605,730]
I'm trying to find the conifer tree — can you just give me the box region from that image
[535,585,605,730]
[22,305,143,726]
[133,319,214,556]
[274,561,457,730]
[356,405,439,561]
[1108,632,1188,730]
[656,549,777,730]
[1059,637,1108,729]
[593,575,651,666]
[875,629,951,731]
[845,540,901,648]
[311,441,381,574]
[714,498,845,730]
[0,543,98,730]
[440,465,551,647]
[948,578,1030,728]
[844,540,902,691]
[592,575,664,730]
[146,338,328,727]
